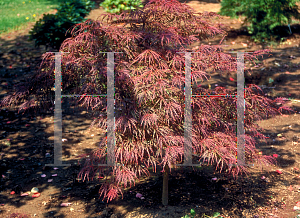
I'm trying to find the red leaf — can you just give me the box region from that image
[60,203,72,206]
[229,77,234,81]
[272,154,278,158]
[10,191,15,195]
[276,169,283,174]
[32,193,40,198]
[20,193,29,196]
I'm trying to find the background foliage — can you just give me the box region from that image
[218,0,300,43]
[99,0,144,15]
[29,0,95,50]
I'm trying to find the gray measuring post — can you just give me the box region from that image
[45,52,71,167]
[174,52,198,167]
[228,51,254,168]
[98,52,123,167]
[45,51,122,167]
[175,51,255,167]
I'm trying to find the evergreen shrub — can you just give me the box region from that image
[29,0,95,50]
[218,0,300,43]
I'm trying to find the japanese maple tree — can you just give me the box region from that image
[1,0,293,206]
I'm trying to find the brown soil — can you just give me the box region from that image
[1,0,300,217]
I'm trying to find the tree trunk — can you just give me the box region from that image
[162,164,169,206]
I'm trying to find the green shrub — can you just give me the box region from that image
[100,0,144,15]
[29,0,95,50]
[218,0,300,43]
[57,0,95,18]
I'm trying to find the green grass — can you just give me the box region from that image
[0,0,61,36]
